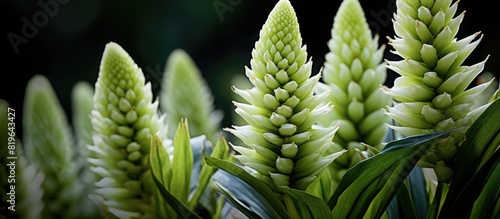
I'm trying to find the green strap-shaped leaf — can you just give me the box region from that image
[426,182,445,219]
[393,180,418,219]
[151,170,202,219]
[470,162,500,219]
[170,119,193,204]
[212,170,277,219]
[443,98,500,197]
[189,134,229,209]
[386,166,429,219]
[406,167,429,219]
[328,130,453,218]
[281,187,333,218]
[437,99,500,218]
[151,122,228,218]
[212,181,261,219]
[204,156,291,218]
[150,134,173,218]
[439,146,500,218]
[150,134,173,191]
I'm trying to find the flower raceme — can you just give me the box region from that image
[22,75,95,218]
[316,0,391,192]
[160,49,222,144]
[88,42,170,218]
[384,0,496,182]
[226,0,345,191]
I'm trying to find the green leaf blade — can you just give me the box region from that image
[171,119,193,204]
[204,156,291,218]
[189,135,230,209]
[440,99,500,217]
[151,169,202,219]
[470,163,500,219]
[329,130,453,218]
[281,187,333,218]
[212,170,281,219]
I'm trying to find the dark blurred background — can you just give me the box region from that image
[3,0,499,139]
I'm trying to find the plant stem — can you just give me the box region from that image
[213,195,224,219]
[427,182,444,219]
[284,195,300,219]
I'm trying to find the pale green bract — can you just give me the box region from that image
[88,42,171,218]
[315,0,391,194]
[384,0,496,182]
[226,0,345,190]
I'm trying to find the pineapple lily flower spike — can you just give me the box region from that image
[384,0,496,183]
[226,0,346,191]
[22,75,98,218]
[160,49,222,144]
[315,0,391,194]
[88,42,170,218]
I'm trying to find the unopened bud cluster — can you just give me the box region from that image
[316,0,391,185]
[227,0,345,190]
[88,42,170,218]
[385,0,494,182]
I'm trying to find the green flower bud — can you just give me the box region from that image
[276,157,294,174]
[385,0,496,182]
[347,98,365,123]
[281,143,298,158]
[227,0,342,190]
[270,173,291,187]
[279,123,298,137]
[265,74,281,89]
[422,71,443,88]
[432,92,453,109]
[421,105,445,125]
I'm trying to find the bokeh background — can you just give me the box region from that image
[3,0,499,139]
